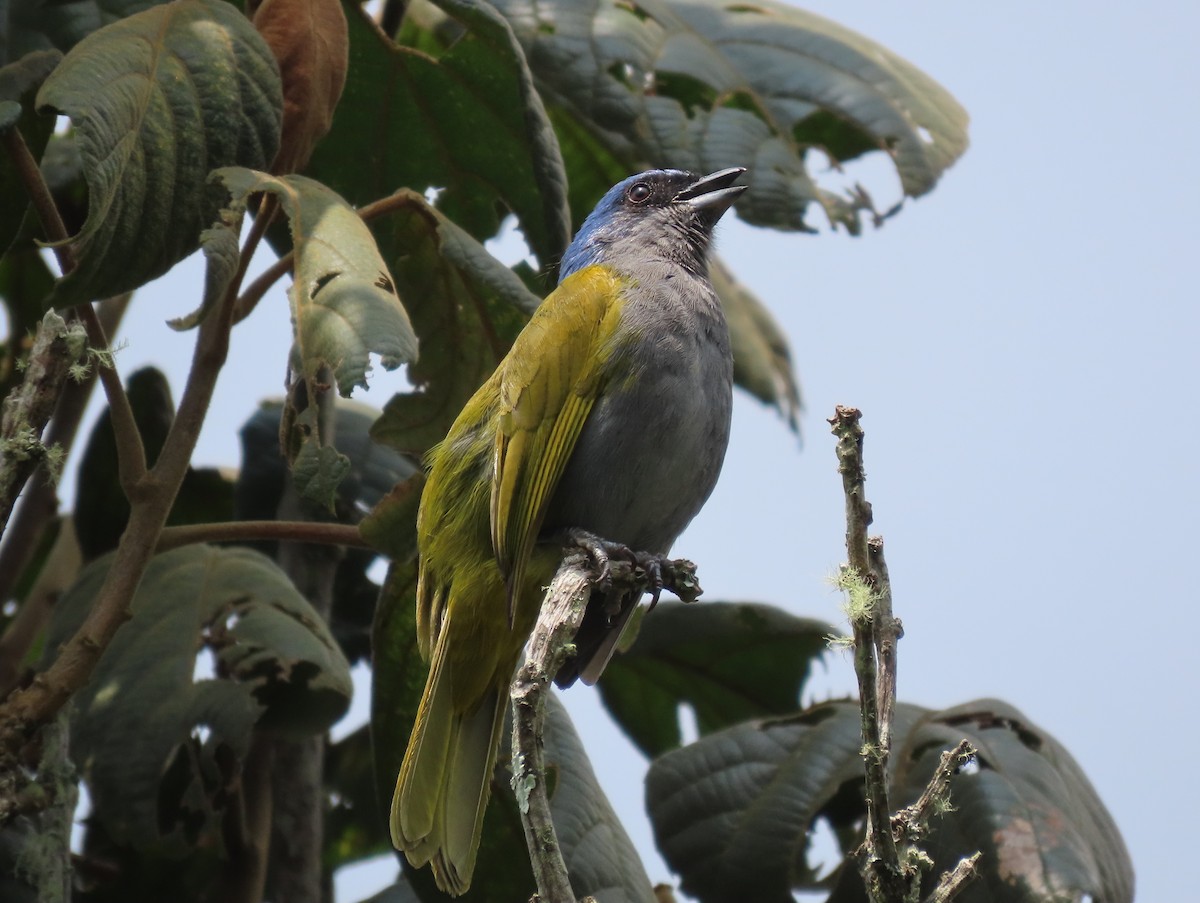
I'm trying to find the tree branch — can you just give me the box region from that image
[511,550,699,903]
[0,295,129,613]
[830,406,902,900]
[830,406,978,903]
[0,312,86,532]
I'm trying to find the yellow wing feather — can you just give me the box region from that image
[490,266,630,618]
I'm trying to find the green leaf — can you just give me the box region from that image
[0,49,61,252]
[710,256,801,432]
[1,0,170,65]
[646,700,1133,903]
[598,601,834,758]
[166,214,241,331]
[542,692,656,903]
[359,471,425,563]
[494,0,969,233]
[368,191,535,456]
[36,0,282,307]
[304,0,570,271]
[47,545,352,852]
[215,168,418,397]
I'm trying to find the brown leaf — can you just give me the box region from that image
[254,0,349,174]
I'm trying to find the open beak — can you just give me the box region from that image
[676,167,747,222]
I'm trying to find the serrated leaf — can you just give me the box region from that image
[35,0,282,307]
[598,601,834,758]
[494,0,969,233]
[46,545,352,852]
[646,700,1133,903]
[710,256,801,432]
[303,0,570,270]
[215,168,418,397]
[254,0,349,174]
[368,190,535,456]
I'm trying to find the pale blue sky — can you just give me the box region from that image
[63,1,1195,899]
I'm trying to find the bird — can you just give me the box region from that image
[390,166,746,894]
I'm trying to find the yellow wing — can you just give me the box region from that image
[490,265,630,620]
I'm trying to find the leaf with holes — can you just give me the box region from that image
[597,601,833,758]
[646,699,1133,903]
[45,545,352,852]
[215,168,419,397]
[303,0,570,272]
[35,0,281,308]
[494,0,969,233]
[368,190,536,457]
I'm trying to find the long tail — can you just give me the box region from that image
[390,624,508,896]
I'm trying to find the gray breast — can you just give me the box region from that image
[542,275,733,554]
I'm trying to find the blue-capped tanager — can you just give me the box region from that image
[390,167,746,894]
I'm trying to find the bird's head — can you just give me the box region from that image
[559,167,747,281]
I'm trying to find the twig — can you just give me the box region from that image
[0,312,86,532]
[511,550,697,903]
[829,406,979,903]
[0,294,129,611]
[926,853,981,903]
[156,519,367,553]
[217,734,274,903]
[0,121,75,273]
[830,406,902,899]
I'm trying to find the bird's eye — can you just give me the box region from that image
[626,182,652,204]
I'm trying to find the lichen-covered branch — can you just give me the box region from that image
[0,312,86,532]
[829,406,979,903]
[511,549,699,903]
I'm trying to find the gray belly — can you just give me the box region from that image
[542,324,732,554]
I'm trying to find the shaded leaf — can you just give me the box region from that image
[72,367,235,562]
[710,256,801,432]
[1,0,169,65]
[166,213,241,331]
[324,725,390,871]
[542,692,656,903]
[73,366,176,561]
[235,397,418,527]
[646,699,1133,903]
[494,0,969,233]
[304,0,570,270]
[254,0,349,173]
[46,545,352,852]
[36,0,282,307]
[598,601,833,758]
[369,190,534,456]
[0,49,61,252]
[359,471,425,563]
[215,168,418,397]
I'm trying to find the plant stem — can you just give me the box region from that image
[156,519,366,553]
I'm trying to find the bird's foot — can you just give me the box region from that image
[560,529,670,610]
